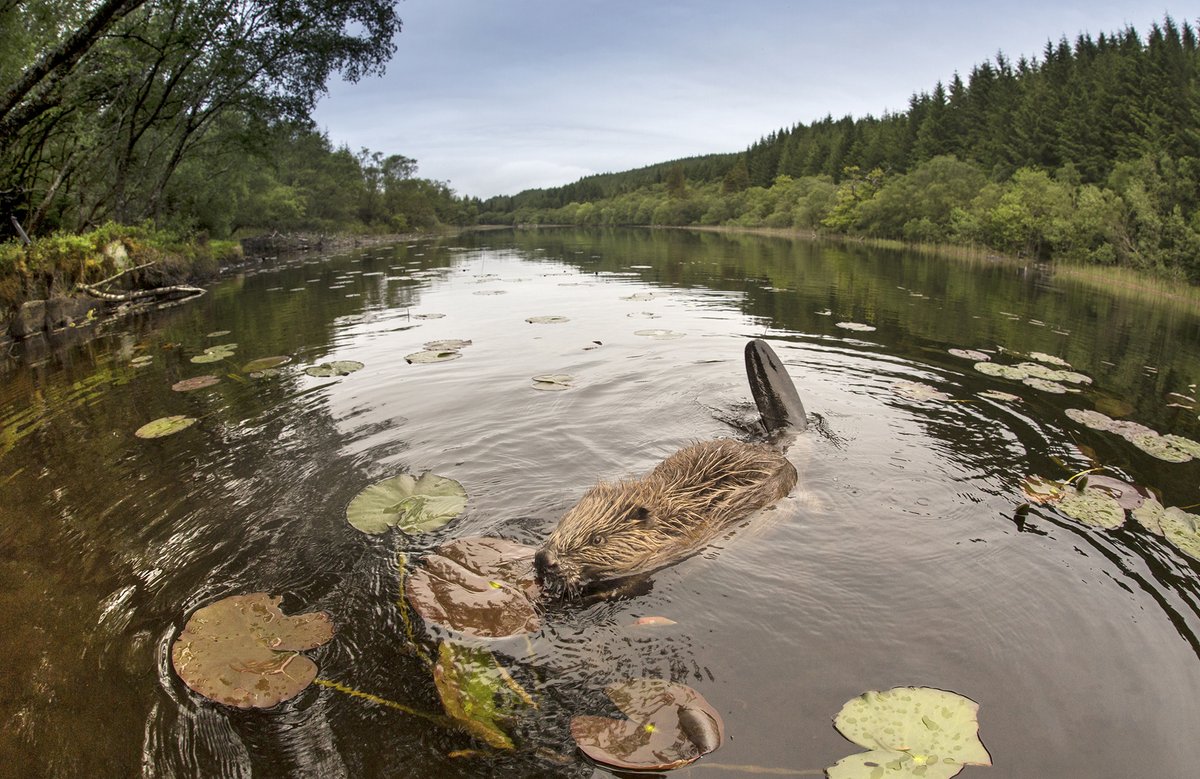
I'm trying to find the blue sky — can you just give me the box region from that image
[312,1,1181,199]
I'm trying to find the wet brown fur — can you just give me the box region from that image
[537,438,796,595]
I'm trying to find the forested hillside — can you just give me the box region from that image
[481,16,1200,280]
[0,0,478,240]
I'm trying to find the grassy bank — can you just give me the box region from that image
[0,223,243,312]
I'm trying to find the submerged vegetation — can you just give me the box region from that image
[482,15,1200,281]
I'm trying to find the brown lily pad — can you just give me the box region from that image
[170,593,334,709]
[570,678,724,771]
[172,375,220,392]
[405,536,540,639]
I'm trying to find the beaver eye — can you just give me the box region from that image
[589,533,606,546]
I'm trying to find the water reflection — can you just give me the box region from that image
[1,228,1199,777]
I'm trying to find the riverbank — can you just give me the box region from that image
[0,224,458,348]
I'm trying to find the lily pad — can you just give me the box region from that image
[1022,377,1069,394]
[346,472,467,535]
[1082,475,1150,510]
[170,592,334,709]
[405,536,540,639]
[433,642,532,749]
[532,374,575,391]
[135,415,197,439]
[190,343,237,364]
[973,362,1025,380]
[948,349,989,361]
[828,687,991,779]
[1133,496,1169,535]
[424,339,472,351]
[172,375,220,392]
[978,390,1020,403]
[1161,507,1200,562]
[206,330,231,338]
[621,292,658,301]
[1021,475,1065,505]
[570,679,724,772]
[1056,489,1126,529]
[526,315,569,324]
[406,349,462,364]
[242,356,291,373]
[892,381,951,402]
[836,322,876,332]
[634,329,685,339]
[1064,408,1115,430]
[304,360,364,377]
[131,355,154,368]
[1029,351,1071,367]
[1131,434,1194,463]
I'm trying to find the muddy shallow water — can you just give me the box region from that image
[2,228,1199,778]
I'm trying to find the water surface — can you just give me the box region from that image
[2,228,1199,778]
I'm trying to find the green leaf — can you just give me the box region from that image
[525,315,569,324]
[531,374,575,391]
[190,343,238,364]
[433,642,532,750]
[135,415,197,438]
[829,687,991,779]
[1161,507,1200,563]
[405,349,462,364]
[346,472,467,534]
[1132,496,1169,536]
[304,360,364,377]
[1056,490,1126,529]
[170,593,334,709]
[241,356,291,373]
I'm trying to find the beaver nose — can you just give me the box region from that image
[534,548,559,580]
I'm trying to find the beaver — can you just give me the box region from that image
[534,339,806,598]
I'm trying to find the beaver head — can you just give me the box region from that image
[534,480,685,598]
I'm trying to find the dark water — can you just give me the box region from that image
[2,228,1200,778]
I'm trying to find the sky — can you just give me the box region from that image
[312,1,1181,200]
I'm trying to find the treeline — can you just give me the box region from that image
[0,0,476,240]
[481,16,1200,279]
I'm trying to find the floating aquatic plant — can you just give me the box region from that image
[406,349,462,364]
[241,356,291,373]
[1021,472,1127,529]
[570,679,724,772]
[405,536,539,639]
[526,315,569,324]
[346,472,467,535]
[190,343,237,364]
[135,415,197,438]
[304,360,364,378]
[1029,352,1071,367]
[828,687,991,779]
[433,642,533,749]
[948,349,989,361]
[977,390,1020,403]
[531,374,575,391]
[170,593,334,709]
[424,339,472,351]
[131,355,153,368]
[171,375,220,392]
[1064,408,1200,462]
[892,381,952,402]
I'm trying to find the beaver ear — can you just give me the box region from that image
[632,505,654,528]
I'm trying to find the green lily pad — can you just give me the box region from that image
[978,390,1020,402]
[828,687,991,779]
[532,374,575,391]
[1161,507,1200,562]
[1029,351,1071,367]
[1161,434,1200,458]
[170,592,334,709]
[973,362,1025,379]
[1083,475,1150,510]
[526,315,569,324]
[405,536,540,639]
[634,329,685,339]
[172,375,220,392]
[1131,434,1194,463]
[570,679,725,772]
[1133,496,1169,535]
[836,322,876,332]
[1023,377,1069,394]
[892,381,951,402]
[304,360,364,377]
[406,349,462,364]
[1056,489,1126,529]
[135,415,197,439]
[346,472,467,535]
[1065,408,1115,430]
[433,642,532,749]
[242,356,291,373]
[424,339,472,350]
[948,349,989,361]
[190,343,237,364]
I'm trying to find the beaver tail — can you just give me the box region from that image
[745,339,807,437]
